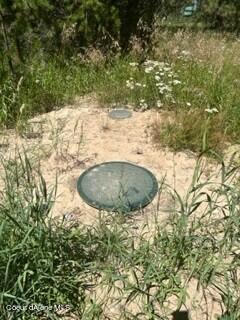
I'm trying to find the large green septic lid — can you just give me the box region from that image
[77,161,158,212]
[108,108,132,119]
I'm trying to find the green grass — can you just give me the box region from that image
[0,31,240,153]
[1,30,240,156]
[0,152,239,319]
[0,54,103,130]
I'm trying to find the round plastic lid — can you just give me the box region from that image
[108,108,132,119]
[77,161,158,212]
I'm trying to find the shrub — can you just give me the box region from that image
[199,0,240,32]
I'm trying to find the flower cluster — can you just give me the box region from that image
[126,78,135,90]
[139,99,148,111]
[129,62,138,67]
[143,60,165,73]
[126,77,146,90]
[126,60,182,109]
[205,107,219,114]
[145,60,181,105]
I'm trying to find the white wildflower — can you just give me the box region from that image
[187,102,191,107]
[143,60,165,68]
[173,79,181,85]
[156,82,164,87]
[139,97,148,110]
[205,108,219,114]
[129,62,138,67]
[205,108,213,114]
[155,75,161,81]
[126,80,135,90]
[144,66,154,73]
[159,88,164,94]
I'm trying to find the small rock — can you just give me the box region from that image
[134,148,143,155]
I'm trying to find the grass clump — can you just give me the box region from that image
[0,52,105,130]
[148,30,240,155]
[0,152,98,319]
[152,109,229,155]
[0,152,240,319]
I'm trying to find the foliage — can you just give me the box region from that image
[0,152,88,319]
[0,152,239,319]
[199,0,240,32]
[0,0,159,71]
[1,29,240,155]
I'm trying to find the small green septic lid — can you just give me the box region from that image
[108,108,132,119]
[77,161,158,212]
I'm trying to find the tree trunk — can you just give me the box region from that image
[0,9,14,75]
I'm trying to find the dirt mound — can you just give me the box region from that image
[0,95,224,319]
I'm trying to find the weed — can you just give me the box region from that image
[0,152,239,319]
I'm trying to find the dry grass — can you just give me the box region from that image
[151,29,240,67]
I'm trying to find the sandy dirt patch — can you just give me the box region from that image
[0,95,229,319]
[0,95,214,223]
